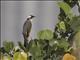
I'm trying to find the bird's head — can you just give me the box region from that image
[27,15,35,20]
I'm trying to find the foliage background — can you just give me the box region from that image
[0,1,80,60]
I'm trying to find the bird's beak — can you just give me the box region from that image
[30,16,35,21]
[32,16,35,19]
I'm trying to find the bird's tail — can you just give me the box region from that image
[24,38,28,48]
[22,32,29,48]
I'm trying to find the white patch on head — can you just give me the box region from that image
[27,15,31,19]
[28,15,31,18]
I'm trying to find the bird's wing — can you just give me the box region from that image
[23,20,32,35]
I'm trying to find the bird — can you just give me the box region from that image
[23,15,35,48]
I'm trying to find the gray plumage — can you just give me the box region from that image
[23,19,32,38]
[22,15,35,48]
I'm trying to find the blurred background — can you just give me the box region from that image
[1,1,79,46]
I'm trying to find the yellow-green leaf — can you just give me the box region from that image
[58,21,66,32]
[58,2,74,20]
[13,52,27,60]
[1,55,11,60]
[37,29,53,40]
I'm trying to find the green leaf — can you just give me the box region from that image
[29,40,42,60]
[70,16,80,32]
[58,38,69,51]
[37,29,53,40]
[3,41,14,53]
[58,21,66,32]
[58,2,74,20]
[49,39,58,46]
